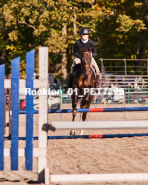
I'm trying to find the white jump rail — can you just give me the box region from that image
[50,121,148,130]
[4,148,47,157]
[4,79,41,89]
[50,173,148,183]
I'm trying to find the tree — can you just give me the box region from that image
[1,0,148,78]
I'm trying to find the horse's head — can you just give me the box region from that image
[79,47,92,78]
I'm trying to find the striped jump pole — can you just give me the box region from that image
[5,132,148,140]
[19,107,148,114]
[47,133,148,139]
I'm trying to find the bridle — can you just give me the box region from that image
[81,65,91,73]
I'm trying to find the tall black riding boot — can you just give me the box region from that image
[67,73,73,88]
[95,74,100,88]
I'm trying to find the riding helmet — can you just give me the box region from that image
[80,27,90,35]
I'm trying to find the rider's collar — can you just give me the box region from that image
[81,38,88,44]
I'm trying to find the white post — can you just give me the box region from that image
[38,47,49,184]
[123,93,126,120]
[60,86,63,121]
[124,58,127,75]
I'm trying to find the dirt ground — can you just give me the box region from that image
[1,103,148,185]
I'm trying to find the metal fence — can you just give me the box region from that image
[98,59,148,75]
[100,74,148,88]
[61,88,148,105]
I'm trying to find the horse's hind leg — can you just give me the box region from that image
[82,113,87,121]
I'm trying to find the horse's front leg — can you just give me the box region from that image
[71,87,79,135]
[81,93,89,121]
[72,87,79,121]
[82,93,93,121]
[79,90,91,135]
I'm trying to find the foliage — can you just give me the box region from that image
[0,0,148,78]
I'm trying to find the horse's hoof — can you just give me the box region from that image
[72,109,77,116]
[70,130,75,135]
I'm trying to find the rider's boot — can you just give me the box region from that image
[67,73,73,89]
[95,74,100,88]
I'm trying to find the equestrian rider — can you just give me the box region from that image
[67,27,100,88]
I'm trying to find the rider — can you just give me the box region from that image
[67,27,100,88]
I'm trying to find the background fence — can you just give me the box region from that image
[98,59,148,75]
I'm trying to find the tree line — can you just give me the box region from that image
[0,0,148,80]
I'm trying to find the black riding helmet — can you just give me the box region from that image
[80,27,90,35]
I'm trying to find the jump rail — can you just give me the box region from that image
[5,133,148,140]
[50,173,148,183]
[18,107,148,114]
[48,121,148,130]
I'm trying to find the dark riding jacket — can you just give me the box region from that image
[74,39,97,59]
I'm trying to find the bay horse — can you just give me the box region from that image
[70,47,96,135]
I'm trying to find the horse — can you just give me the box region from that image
[70,47,96,135]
